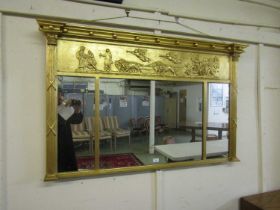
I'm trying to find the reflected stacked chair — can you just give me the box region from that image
[143,116,168,135]
[129,118,148,136]
[103,116,131,151]
[70,121,92,153]
[137,117,149,135]
[85,117,113,151]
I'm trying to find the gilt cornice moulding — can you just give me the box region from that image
[37,19,246,57]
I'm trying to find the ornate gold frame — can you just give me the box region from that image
[37,19,246,181]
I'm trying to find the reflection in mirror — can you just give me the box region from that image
[207,83,229,159]
[99,78,152,168]
[57,76,95,172]
[154,81,203,162]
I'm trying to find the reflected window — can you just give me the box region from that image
[207,83,229,159]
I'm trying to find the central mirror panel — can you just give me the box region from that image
[97,79,205,167]
[99,78,154,168]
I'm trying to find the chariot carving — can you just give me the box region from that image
[115,59,143,73]
[147,61,176,76]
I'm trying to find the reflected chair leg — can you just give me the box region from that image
[191,129,196,142]
[114,135,117,151]
[128,135,131,144]
[110,138,112,151]
[89,138,93,154]
[218,130,222,139]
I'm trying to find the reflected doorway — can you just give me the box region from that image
[164,96,177,129]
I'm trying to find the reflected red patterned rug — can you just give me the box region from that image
[77,153,143,169]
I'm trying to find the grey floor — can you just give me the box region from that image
[75,129,196,165]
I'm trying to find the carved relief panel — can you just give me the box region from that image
[57,40,230,80]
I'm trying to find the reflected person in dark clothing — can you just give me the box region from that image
[57,92,83,172]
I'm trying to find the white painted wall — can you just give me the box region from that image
[0,12,7,210]
[259,46,280,191]
[0,1,280,210]
[124,0,280,28]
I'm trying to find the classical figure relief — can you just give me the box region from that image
[159,52,182,64]
[127,48,151,62]
[99,48,113,71]
[184,55,220,77]
[76,46,97,71]
[115,59,143,73]
[76,46,96,71]
[76,46,87,69]
[147,61,176,76]
[86,50,97,70]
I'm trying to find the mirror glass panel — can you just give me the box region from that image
[56,78,229,172]
[99,78,152,168]
[154,81,203,162]
[57,76,95,172]
[207,83,229,158]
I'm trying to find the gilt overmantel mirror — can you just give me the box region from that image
[37,19,246,181]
